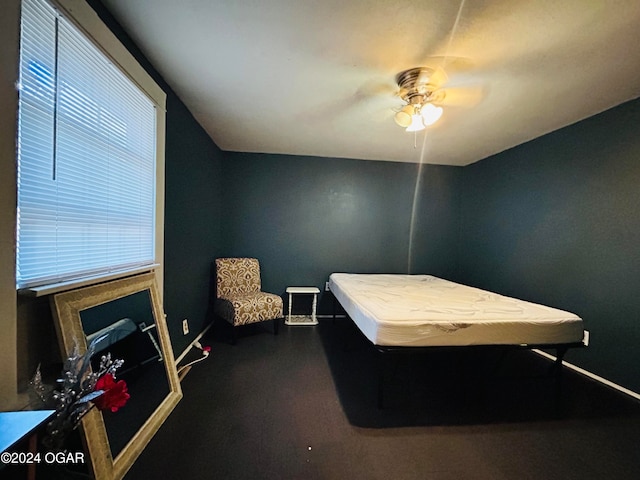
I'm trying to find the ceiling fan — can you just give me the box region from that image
[393,66,449,132]
[384,60,486,133]
[304,59,483,131]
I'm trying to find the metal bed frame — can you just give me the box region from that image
[332,296,586,409]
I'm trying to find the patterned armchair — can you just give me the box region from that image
[214,258,283,344]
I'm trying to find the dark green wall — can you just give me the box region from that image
[458,99,640,392]
[406,163,461,278]
[221,153,459,311]
[163,96,224,354]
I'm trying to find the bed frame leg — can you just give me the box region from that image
[377,351,386,409]
[552,346,568,414]
[376,349,398,409]
[332,295,337,324]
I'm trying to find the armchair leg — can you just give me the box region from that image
[273,318,279,336]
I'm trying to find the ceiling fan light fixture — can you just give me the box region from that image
[394,67,448,133]
[394,105,414,128]
[405,114,426,132]
[421,103,443,126]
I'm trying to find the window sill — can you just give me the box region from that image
[17,264,160,297]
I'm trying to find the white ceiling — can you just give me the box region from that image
[101,0,640,166]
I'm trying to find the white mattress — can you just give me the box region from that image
[329,273,584,347]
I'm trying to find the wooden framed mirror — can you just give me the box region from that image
[50,272,182,480]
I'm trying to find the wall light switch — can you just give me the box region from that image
[182,319,189,335]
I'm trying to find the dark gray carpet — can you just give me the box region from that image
[125,319,640,480]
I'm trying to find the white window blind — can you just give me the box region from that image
[17,0,157,289]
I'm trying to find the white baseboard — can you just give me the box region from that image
[533,349,640,401]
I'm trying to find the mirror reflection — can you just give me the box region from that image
[80,290,171,458]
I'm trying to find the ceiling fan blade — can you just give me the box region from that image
[355,80,397,100]
[430,85,485,107]
[303,81,399,125]
[428,65,449,88]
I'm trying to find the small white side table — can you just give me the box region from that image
[285,286,320,325]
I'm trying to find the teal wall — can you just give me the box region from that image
[163,96,224,354]
[458,99,640,392]
[221,153,459,311]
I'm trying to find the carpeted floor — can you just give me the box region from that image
[125,319,640,480]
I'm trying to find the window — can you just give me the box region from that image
[17,0,165,291]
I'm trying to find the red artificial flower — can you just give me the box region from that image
[93,373,130,413]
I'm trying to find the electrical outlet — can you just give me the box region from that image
[182,319,189,335]
[325,281,330,292]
